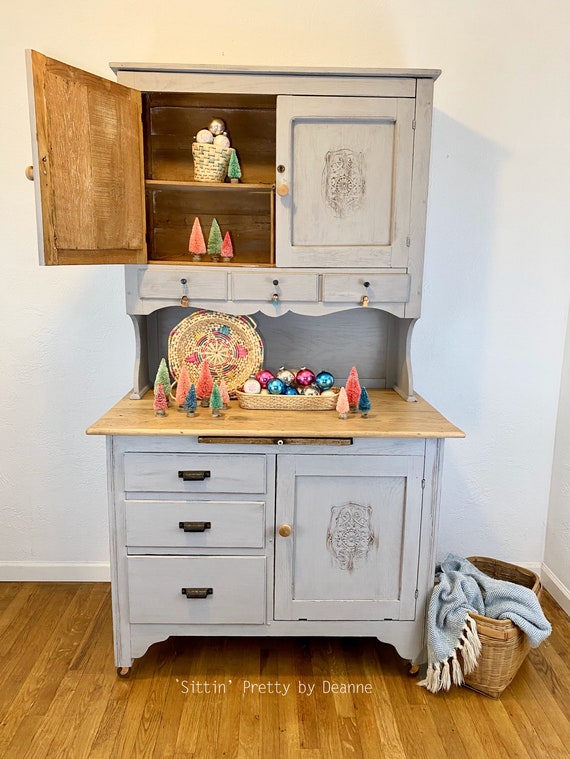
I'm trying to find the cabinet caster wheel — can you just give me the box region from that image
[117,667,131,678]
[408,663,420,677]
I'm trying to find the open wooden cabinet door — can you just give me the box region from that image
[26,50,146,265]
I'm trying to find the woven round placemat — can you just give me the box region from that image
[168,310,264,394]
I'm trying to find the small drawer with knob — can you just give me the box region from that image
[137,268,228,302]
[123,453,266,494]
[127,556,266,624]
[125,499,266,548]
[230,272,319,303]
[322,273,411,305]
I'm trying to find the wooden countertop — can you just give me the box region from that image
[86,389,464,439]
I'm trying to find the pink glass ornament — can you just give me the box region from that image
[296,368,316,387]
[255,369,275,388]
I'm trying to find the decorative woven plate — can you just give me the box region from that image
[168,310,264,394]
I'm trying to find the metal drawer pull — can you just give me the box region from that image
[181,587,213,599]
[179,521,211,532]
[178,470,211,481]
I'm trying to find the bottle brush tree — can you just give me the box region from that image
[221,231,234,261]
[183,384,198,416]
[207,218,223,261]
[209,383,223,417]
[345,366,361,411]
[336,386,350,419]
[358,387,371,417]
[154,358,172,400]
[153,383,168,416]
[175,365,191,408]
[227,149,242,182]
[189,217,206,261]
[196,361,214,406]
[219,378,231,408]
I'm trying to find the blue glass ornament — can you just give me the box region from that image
[284,386,298,395]
[315,370,334,390]
[267,377,286,395]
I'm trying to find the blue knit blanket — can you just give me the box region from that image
[419,555,552,693]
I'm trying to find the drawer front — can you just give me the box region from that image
[127,556,266,624]
[123,453,266,493]
[125,499,265,548]
[322,273,410,304]
[231,272,319,302]
[138,268,228,300]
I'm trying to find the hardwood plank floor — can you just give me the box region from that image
[0,582,568,758]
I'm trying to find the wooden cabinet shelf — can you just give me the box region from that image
[146,181,274,265]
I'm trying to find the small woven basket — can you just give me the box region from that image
[463,556,542,699]
[192,143,233,182]
[236,388,340,411]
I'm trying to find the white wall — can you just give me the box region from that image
[1,1,569,585]
[544,308,570,612]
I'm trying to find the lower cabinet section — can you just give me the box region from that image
[274,454,424,621]
[127,556,267,624]
[107,436,444,671]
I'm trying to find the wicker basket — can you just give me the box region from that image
[192,143,233,182]
[463,556,542,699]
[236,388,340,411]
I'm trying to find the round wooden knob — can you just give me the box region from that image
[278,524,292,537]
[276,183,289,197]
[25,166,34,181]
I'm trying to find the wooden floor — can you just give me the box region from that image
[0,583,569,759]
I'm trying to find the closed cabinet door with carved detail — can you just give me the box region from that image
[274,454,424,621]
[275,96,415,270]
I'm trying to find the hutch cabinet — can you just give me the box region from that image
[26,51,463,676]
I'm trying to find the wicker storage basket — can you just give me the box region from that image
[192,143,233,182]
[463,556,541,698]
[236,388,340,411]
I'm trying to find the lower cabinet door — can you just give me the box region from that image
[274,454,424,621]
[127,556,266,624]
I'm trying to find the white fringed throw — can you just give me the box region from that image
[419,555,552,694]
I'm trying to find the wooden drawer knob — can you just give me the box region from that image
[278,523,292,537]
[276,183,289,197]
[25,165,34,181]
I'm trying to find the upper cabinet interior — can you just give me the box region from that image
[27,52,439,270]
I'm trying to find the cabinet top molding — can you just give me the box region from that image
[109,62,441,80]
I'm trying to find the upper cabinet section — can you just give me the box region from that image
[275,95,414,269]
[27,53,439,274]
[26,51,146,265]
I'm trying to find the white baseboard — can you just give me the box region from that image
[541,563,570,617]
[0,562,110,582]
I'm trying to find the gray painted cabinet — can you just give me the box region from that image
[27,53,462,676]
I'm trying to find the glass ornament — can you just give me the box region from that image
[296,368,316,387]
[209,117,226,135]
[255,369,275,388]
[315,370,334,390]
[243,375,261,394]
[276,367,296,385]
[267,377,286,395]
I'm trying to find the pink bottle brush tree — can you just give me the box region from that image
[153,383,168,416]
[196,361,214,406]
[345,366,361,412]
[189,217,206,262]
[336,386,350,419]
[220,231,234,262]
[175,365,191,408]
